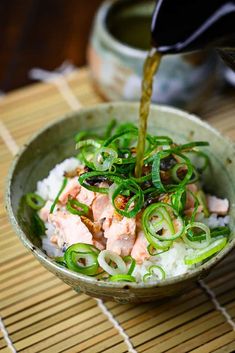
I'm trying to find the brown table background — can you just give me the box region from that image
[0,0,103,92]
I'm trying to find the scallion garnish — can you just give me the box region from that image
[66,198,89,216]
[184,237,227,265]
[26,193,45,210]
[110,274,136,282]
[142,202,184,243]
[64,243,99,275]
[97,250,127,276]
[143,265,166,283]
[50,177,68,214]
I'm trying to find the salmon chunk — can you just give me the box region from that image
[39,200,53,222]
[131,231,150,264]
[104,217,136,256]
[207,195,229,216]
[76,186,96,206]
[48,211,93,248]
[92,194,111,221]
[59,177,80,205]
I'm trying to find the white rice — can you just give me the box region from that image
[37,157,80,201]
[36,158,230,282]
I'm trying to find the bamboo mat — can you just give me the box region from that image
[1,67,235,353]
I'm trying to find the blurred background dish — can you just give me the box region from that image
[88,0,218,110]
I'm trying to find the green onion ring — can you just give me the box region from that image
[143,265,166,283]
[187,226,230,242]
[79,171,122,194]
[110,274,136,282]
[66,198,89,216]
[76,139,102,150]
[152,151,193,192]
[185,237,227,265]
[26,193,45,210]
[174,141,209,152]
[123,256,136,275]
[97,250,127,276]
[112,179,144,218]
[183,222,211,249]
[54,256,67,267]
[171,188,186,214]
[64,243,99,275]
[93,147,119,171]
[142,202,184,242]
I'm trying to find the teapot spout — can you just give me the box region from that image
[151,0,235,59]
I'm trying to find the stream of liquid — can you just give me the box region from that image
[135,49,162,178]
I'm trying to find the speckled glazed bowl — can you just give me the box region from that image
[6,103,235,303]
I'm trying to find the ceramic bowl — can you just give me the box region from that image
[87,0,217,110]
[6,102,235,303]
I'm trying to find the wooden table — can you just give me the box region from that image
[0,68,235,353]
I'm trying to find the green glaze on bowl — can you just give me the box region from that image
[6,102,235,303]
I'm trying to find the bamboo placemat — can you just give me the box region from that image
[1,67,235,353]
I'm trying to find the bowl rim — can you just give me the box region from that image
[5,102,235,290]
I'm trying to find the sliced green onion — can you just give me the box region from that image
[26,193,45,210]
[175,141,209,152]
[54,256,67,267]
[66,198,89,216]
[171,163,188,183]
[64,243,99,275]
[187,190,200,223]
[185,237,227,265]
[103,129,137,147]
[123,256,136,275]
[196,190,209,217]
[110,274,136,282]
[93,147,119,171]
[79,171,122,194]
[143,265,166,283]
[171,188,186,214]
[76,139,101,150]
[152,151,193,193]
[50,178,68,213]
[183,222,211,249]
[147,244,169,256]
[185,150,210,173]
[187,226,230,242]
[142,202,184,242]
[150,136,173,146]
[112,180,144,218]
[97,250,127,276]
[75,131,97,143]
[32,213,46,236]
[211,226,230,238]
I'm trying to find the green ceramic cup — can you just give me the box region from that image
[6,103,235,303]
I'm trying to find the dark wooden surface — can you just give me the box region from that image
[0,0,103,92]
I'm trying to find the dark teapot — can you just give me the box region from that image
[151,0,235,70]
